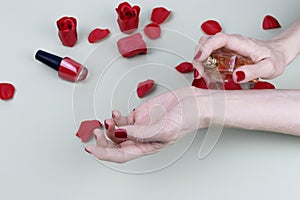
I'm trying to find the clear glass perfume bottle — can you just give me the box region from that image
[202,48,254,83]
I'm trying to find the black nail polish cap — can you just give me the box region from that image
[35,50,63,71]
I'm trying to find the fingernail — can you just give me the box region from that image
[132,108,136,111]
[84,147,91,154]
[94,133,97,140]
[114,129,127,138]
[193,51,202,60]
[112,111,116,119]
[194,69,199,78]
[104,120,109,129]
[236,71,245,82]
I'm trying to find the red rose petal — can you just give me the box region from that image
[151,7,171,24]
[144,23,161,40]
[0,83,15,100]
[117,33,147,58]
[252,81,276,89]
[76,120,102,142]
[192,78,208,89]
[223,80,242,90]
[201,20,222,35]
[175,62,193,73]
[137,79,155,98]
[262,15,281,30]
[88,28,110,43]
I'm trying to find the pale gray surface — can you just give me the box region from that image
[1,0,300,199]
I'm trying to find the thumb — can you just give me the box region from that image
[233,60,275,83]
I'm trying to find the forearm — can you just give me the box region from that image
[199,89,300,136]
[270,18,300,66]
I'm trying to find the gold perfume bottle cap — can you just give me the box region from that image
[202,56,217,68]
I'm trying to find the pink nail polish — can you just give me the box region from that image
[104,120,109,129]
[193,51,202,60]
[114,129,127,138]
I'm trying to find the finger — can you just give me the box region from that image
[233,59,276,83]
[111,110,135,126]
[199,32,259,62]
[104,119,119,143]
[93,128,115,147]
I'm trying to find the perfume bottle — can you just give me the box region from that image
[202,48,254,83]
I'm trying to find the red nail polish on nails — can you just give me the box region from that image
[35,50,88,82]
[84,148,91,154]
[114,129,127,138]
[194,69,199,78]
[193,51,202,60]
[104,120,109,129]
[236,71,245,82]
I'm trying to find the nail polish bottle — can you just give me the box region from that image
[35,50,88,82]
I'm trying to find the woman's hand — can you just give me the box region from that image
[85,86,211,163]
[193,32,288,83]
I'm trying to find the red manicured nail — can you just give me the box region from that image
[201,20,222,35]
[262,15,281,30]
[144,23,161,40]
[236,71,245,82]
[151,7,171,24]
[175,62,194,73]
[88,28,110,43]
[193,51,202,60]
[194,69,199,78]
[224,80,242,90]
[84,148,91,154]
[137,79,155,98]
[0,83,15,100]
[114,129,127,138]
[56,16,78,47]
[104,120,109,129]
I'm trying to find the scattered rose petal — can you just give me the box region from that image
[117,33,147,58]
[116,2,140,33]
[137,79,155,98]
[223,80,242,90]
[201,20,222,35]
[88,28,110,43]
[144,23,161,39]
[192,78,208,89]
[175,62,194,73]
[0,83,15,100]
[252,81,276,89]
[151,7,171,24]
[76,120,102,142]
[56,16,78,47]
[262,15,281,30]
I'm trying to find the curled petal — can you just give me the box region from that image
[201,20,222,35]
[76,120,102,142]
[0,83,15,100]
[263,15,281,30]
[151,7,171,24]
[137,79,155,98]
[175,62,194,73]
[88,28,110,43]
[144,23,161,39]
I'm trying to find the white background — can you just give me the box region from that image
[1,0,300,199]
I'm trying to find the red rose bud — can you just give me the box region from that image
[137,79,155,98]
[76,120,102,142]
[56,16,78,47]
[116,2,140,34]
[0,83,15,100]
[192,78,208,89]
[151,7,171,25]
[88,28,110,43]
[252,81,276,89]
[117,33,147,58]
[175,62,194,73]
[201,20,222,35]
[144,23,161,40]
[262,15,281,30]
